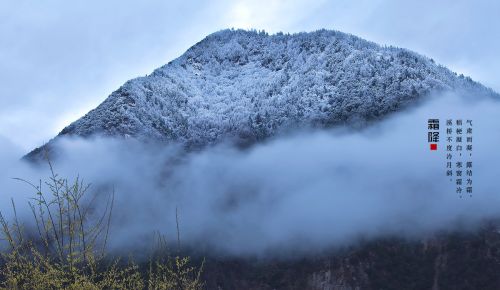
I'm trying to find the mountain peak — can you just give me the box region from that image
[27,29,498,158]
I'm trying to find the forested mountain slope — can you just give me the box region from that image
[28,29,497,156]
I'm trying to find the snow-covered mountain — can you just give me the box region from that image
[28,29,497,156]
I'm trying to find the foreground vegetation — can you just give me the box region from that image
[0,160,204,289]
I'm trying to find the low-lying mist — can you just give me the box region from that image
[1,92,499,258]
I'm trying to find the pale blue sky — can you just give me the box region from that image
[1,0,499,150]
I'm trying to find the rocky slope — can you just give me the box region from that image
[201,225,500,290]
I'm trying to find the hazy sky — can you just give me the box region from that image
[1,0,499,151]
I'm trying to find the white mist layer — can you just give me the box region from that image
[1,93,499,257]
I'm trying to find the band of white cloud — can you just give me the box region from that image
[1,93,499,257]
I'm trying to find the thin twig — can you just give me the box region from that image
[176,206,181,253]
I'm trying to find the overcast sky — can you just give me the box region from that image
[1,0,499,151]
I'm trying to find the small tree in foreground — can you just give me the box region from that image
[0,159,204,290]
